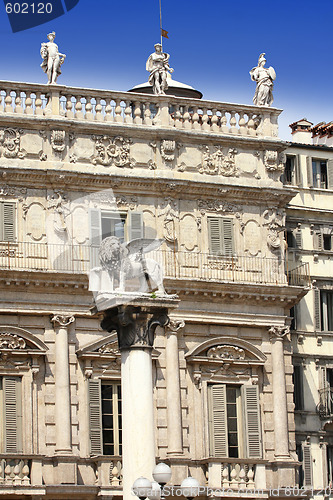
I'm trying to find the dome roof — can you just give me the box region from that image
[128,75,203,100]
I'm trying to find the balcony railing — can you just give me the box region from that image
[0,241,309,287]
[0,81,280,138]
[205,461,264,490]
[0,458,30,485]
[317,386,333,419]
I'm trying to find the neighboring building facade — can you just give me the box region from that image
[0,79,309,499]
[285,119,333,497]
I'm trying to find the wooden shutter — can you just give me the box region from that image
[128,211,144,240]
[294,155,301,186]
[293,365,304,411]
[1,203,16,242]
[306,157,313,187]
[242,385,262,459]
[327,159,333,189]
[314,288,321,331]
[209,385,228,458]
[314,230,323,250]
[302,444,312,487]
[208,217,222,255]
[88,379,103,455]
[89,208,102,268]
[222,219,234,255]
[295,230,302,249]
[3,377,22,453]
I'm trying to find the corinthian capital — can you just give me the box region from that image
[51,315,75,327]
[268,325,290,340]
[166,319,185,334]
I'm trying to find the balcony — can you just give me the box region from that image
[203,460,267,493]
[0,80,280,138]
[317,386,333,419]
[0,241,310,287]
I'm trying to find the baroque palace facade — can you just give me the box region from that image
[0,76,312,500]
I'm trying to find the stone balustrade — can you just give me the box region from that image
[0,459,30,485]
[0,81,281,138]
[206,461,266,490]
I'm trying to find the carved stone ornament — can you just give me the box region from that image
[47,189,69,234]
[207,345,245,360]
[100,305,169,349]
[0,128,26,159]
[0,333,26,350]
[51,129,66,152]
[166,319,185,334]
[200,146,238,177]
[51,315,75,327]
[0,184,27,199]
[98,342,120,355]
[268,325,290,340]
[264,150,285,172]
[161,140,180,162]
[263,208,285,250]
[198,199,242,216]
[158,197,179,242]
[91,135,135,168]
[90,191,138,212]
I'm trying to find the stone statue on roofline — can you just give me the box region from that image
[40,32,66,84]
[250,53,276,107]
[146,43,174,95]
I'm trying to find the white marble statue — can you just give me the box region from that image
[89,236,167,296]
[40,32,66,85]
[250,53,276,107]
[146,43,173,95]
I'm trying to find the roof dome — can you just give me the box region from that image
[128,74,203,100]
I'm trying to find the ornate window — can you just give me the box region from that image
[0,202,16,242]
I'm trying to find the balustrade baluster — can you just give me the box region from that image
[104,99,113,122]
[202,107,210,131]
[114,99,123,123]
[221,111,229,133]
[75,96,84,120]
[13,460,21,485]
[143,102,152,126]
[173,105,182,129]
[22,461,30,485]
[0,460,4,484]
[229,111,238,134]
[65,95,74,119]
[192,107,200,130]
[85,97,94,120]
[124,101,133,124]
[183,106,191,130]
[35,92,43,116]
[239,112,247,135]
[133,102,142,124]
[4,463,12,484]
[239,464,246,489]
[247,465,255,488]
[247,114,257,136]
[210,109,219,132]
[14,94,23,114]
[24,93,33,115]
[95,98,103,121]
[221,463,229,488]
[230,464,238,488]
[4,92,13,113]
[110,464,120,486]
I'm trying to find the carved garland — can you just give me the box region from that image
[200,146,238,177]
[91,135,135,168]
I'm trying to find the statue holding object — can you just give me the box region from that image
[40,32,66,85]
[250,53,276,107]
[146,43,173,95]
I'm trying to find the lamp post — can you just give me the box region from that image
[132,463,201,500]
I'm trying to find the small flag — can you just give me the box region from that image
[161,29,169,38]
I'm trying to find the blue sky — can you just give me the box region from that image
[0,0,331,140]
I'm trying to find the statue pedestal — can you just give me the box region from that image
[100,295,179,500]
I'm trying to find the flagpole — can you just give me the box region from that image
[159,0,163,49]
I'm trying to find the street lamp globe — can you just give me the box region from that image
[180,476,200,500]
[148,480,161,500]
[132,476,153,500]
[152,462,172,486]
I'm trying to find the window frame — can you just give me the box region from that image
[207,216,234,256]
[0,201,16,242]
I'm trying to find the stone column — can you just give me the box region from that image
[269,325,290,459]
[165,319,185,456]
[51,314,75,454]
[101,304,170,500]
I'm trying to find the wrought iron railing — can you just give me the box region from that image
[0,240,309,287]
[317,386,333,418]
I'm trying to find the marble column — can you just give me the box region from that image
[269,325,290,459]
[165,319,184,456]
[101,304,170,500]
[51,314,75,454]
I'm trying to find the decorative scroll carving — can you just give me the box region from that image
[100,305,169,349]
[148,159,157,170]
[90,191,138,211]
[263,208,285,251]
[166,319,185,334]
[201,364,251,378]
[51,315,75,327]
[51,130,66,152]
[98,343,120,355]
[0,333,26,350]
[200,146,238,176]
[264,150,285,172]
[0,185,27,199]
[161,140,181,162]
[0,128,26,159]
[39,151,47,161]
[158,197,178,242]
[268,325,290,340]
[207,345,245,360]
[198,199,242,216]
[69,154,77,163]
[91,135,135,168]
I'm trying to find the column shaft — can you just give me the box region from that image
[166,331,183,455]
[271,337,289,458]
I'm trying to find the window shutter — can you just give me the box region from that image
[306,157,313,187]
[302,444,312,487]
[1,203,16,242]
[222,218,234,255]
[320,366,328,390]
[128,211,144,241]
[295,230,302,249]
[327,159,333,189]
[314,288,321,332]
[88,379,103,455]
[89,208,102,268]
[3,377,22,453]
[209,385,228,458]
[314,231,323,250]
[295,155,301,186]
[242,385,262,459]
[208,217,222,255]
